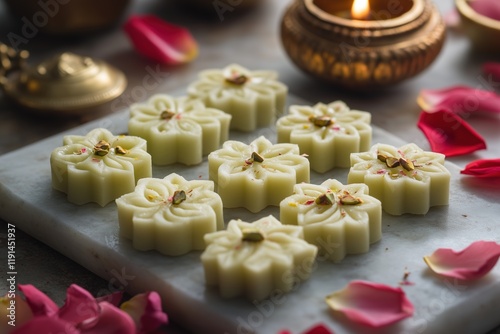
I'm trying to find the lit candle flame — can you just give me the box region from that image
[351,0,370,20]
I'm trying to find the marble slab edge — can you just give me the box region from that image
[1,95,500,334]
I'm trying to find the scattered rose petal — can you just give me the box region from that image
[325,280,414,328]
[120,291,168,334]
[80,302,135,334]
[424,241,500,280]
[58,284,99,325]
[444,9,461,29]
[18,284,58,317]
[469,0,500,21]
[96,291,124,307]
[417,86,500,115]
[417,109,486,156]
[278,324,334,334]
[12,316,79,334]
[124,15,198,65]
[461,159,500,177]
[483,62,500,83]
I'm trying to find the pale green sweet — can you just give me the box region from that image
[50,128,151,207]
[116,173,223,256]
[280,179,382,263]
[187,64,288,132]
[276,101,372,173]
[348,143,451,215]
[208,136,310,213]
[201,215,317,301]
[129,94,231,166]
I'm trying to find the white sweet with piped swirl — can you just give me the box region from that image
[280,179,381,262]
[201,215,318,301]
[129,94,231,166]
[187,64,287,132]
[348,143,450,215]
[116,173,223,256]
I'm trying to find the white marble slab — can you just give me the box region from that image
[1,94,499,334]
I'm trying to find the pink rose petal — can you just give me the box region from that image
[417,86,500,115]
[417,109,487,156]
[278,324,334,334]
[325,280,414,328]
[120,291,168,334]
[424,241,500,280]
[96,291,124,307]
[124,15,198,65]
[12,316,79,334]
[58,284,100,325]
[18,284,58,317]
[469,0,500,21]
[80,301,135,334]
[461,159,500,177]
[444,9,461,29]
[483,62,500,83]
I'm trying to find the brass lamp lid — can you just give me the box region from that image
[3,51,126,114]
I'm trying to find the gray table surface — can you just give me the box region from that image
[1,0,499,333]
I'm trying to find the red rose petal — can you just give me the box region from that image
[325,280,414,328]
[483,62,500,83]
[303,324,334,334]
[469,0,500,21]
[461,159,500,177]
[424,241,500,280]
[417,86,500,115]
[124,15,198,65]
[417,109,487,156]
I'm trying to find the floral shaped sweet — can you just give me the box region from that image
[280,179,382,263]
[128,94,231,166]
[348,143,451,215]
[201,215,318,301]
[50,128,152,206]
[187,64,288,132]
[116,173,223,256]
[276,101,372,172]
[208,136,310,213]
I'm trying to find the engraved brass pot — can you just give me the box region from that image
[280,0,446,89]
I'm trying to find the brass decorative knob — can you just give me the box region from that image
[280,0,446,89]
[2,48,127,114]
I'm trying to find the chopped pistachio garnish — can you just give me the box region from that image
[225,73,248,85]
[399,157,415,171]
[315,192,336,206]
[377,153,387,162]
[94,140,110,156]
[245,151,264,164]
[172,190,187,205]
[385,157,400,168]
[339,193,363,205]
[309,115,333,127]
[241,228,265,242]
[378,152,416,172]
[115,145,128,155]
[160,110,176,120]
